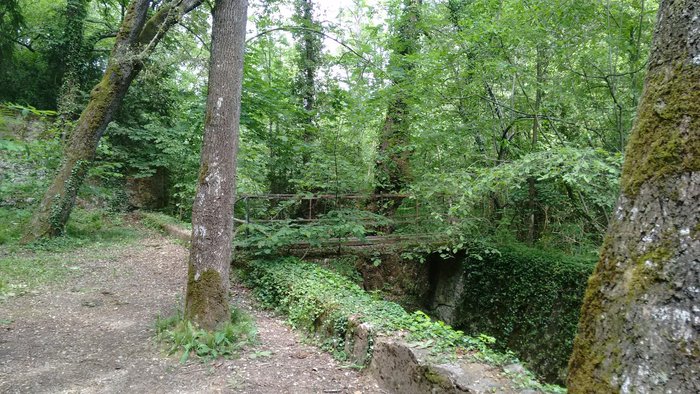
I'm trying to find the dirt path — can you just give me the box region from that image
[0,231,383,393]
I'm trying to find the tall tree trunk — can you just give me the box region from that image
[293,0,320,132]
[374,0,421,214]
[567,1,700,392]
[22,0,203,242]
[292,0,321,184]
[526,44,547,244]
[185,0,247,331]
[57,0,89,124]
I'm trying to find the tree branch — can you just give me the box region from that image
[247,25,379,72]
[138,0,204,50]
[13,38,35,52]
[177,20,210,51]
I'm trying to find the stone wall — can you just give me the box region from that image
[426,245,595,384]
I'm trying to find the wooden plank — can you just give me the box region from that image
[284,234,443,249]
[236,193,411,200]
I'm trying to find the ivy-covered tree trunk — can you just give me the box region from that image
[22,0,202,242]
[184,0,247,331]
[374,0,422,213]
[567,1,700,392]
[56,0,89,123]
[293,0,321,165]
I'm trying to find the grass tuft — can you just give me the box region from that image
[155,307,257,363]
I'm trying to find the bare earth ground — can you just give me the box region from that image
[0,230,383,393]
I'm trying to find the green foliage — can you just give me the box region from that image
[0,0,23,61]
[2,103,57,118]
[0,0,106,109]
[453,242,597,383]
[245,257,508,360]
[411,147,622,252]
[155,308,257,363]
[236,209,391,255]
[1,0,656,251]
[100,65,206,218]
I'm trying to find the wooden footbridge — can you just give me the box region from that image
[232,193,449,250]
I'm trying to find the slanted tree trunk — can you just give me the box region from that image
[374,0,421,215]
[184,0,247,331]
[22,0,203,242]
[567,0,700,391]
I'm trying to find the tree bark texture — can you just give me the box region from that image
[184,0,248,331]
[567,1,700,392]
[23,0,202,242]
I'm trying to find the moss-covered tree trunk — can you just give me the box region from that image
[23,0,150,241]
[184,0,247,331]
[22,0,202,242]
[56,0,89,123]
[23,0,202,242]
[567,1,700,392]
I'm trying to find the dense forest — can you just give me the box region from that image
[1,0,655,252]
[1,0,698,393]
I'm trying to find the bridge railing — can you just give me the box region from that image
[230,193,454,248]
[233,193,424,226]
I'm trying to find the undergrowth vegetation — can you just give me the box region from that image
[245,257,508,361]
[243,257,565,393]
[155,308,257,363]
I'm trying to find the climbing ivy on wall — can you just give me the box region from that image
[453,243,596,384]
